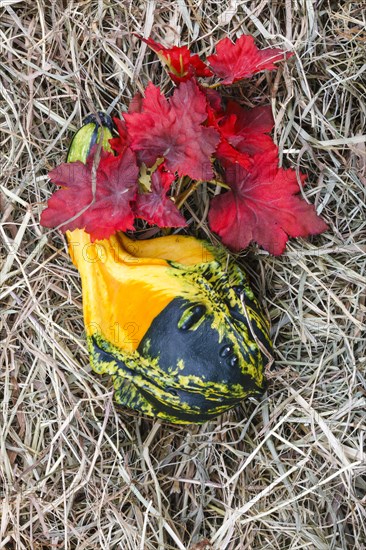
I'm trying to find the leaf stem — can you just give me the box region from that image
[200,81,224,89]
[175,177,230,209]
[175,182,201,209]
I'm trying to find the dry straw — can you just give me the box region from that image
[1,1,365,549]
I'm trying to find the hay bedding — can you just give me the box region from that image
[0,1,365,549]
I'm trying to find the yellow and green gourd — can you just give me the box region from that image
[66,114,273,424]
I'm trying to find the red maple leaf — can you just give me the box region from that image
[206,100,275,169]
[40,148,139,241]
[207,35,293,85]
[125,79,220,180]
[215,140,252,170]
[128,92,143,113]
[109,117,129,156]
[134,166,187,228]
[40,160,93,231]
[208,152,328,255]
[219,102,277,156]
[204,88,223,113]
[109,95,143,155]
[140,36,212,83]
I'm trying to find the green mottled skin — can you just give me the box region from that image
[89,246,272,424]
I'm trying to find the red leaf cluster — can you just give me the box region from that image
[139,36,212,83]
[135,166,186,228]
[41,149,139,241]
[124,80,219,180]
[41,34,327,254]
[207,34,294,85]
[208,152,328,255]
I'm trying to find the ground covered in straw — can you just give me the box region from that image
[1,1,365,549]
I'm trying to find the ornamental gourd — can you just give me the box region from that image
[66,115,273,424]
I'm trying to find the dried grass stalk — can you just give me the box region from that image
[1,1,365,549]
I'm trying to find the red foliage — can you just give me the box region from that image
[109,118,129,155]
[207,35,293,85]
[140,36,212,83]
[109,95,143,154]
[216,141,251,170]
[208,152,328,255]
[128,92,143,113]
[41,149,139,241]
[125,80,220,180]
[41,34,327,254]
[219,102,277,156]
[206,101,276,169]
[135,166,187,228]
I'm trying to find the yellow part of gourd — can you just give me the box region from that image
[67,228,215,352]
